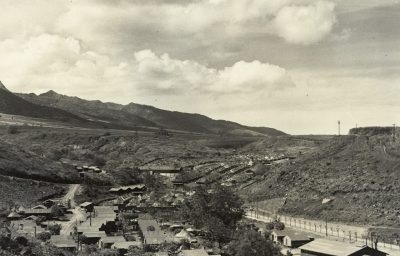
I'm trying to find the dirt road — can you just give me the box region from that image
[59,184,86,236]
[63,184,80,207]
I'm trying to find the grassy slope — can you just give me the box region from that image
[0,129,80,183]
[241,134,400,227]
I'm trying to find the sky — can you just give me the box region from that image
[1,0,400,134]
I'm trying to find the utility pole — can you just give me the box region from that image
[338,121,341,136]
[325,216,328,237]
[393,124,396,142]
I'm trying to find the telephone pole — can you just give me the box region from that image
[338,121,341,136]
[393,124,396,142]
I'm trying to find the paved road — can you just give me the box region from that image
[59,184,86,236]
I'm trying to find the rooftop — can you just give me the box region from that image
[180,249,209,256]
[299,239,382,255]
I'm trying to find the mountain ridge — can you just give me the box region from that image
[12,86,286,136]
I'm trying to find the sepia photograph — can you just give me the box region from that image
[0,0,399,255]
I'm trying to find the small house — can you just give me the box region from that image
[283,233,313,248]
[80,202,94,212]
[7,212,22,220]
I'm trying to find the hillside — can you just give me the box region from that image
[123,103,286,136]
[19,90,286,136]
[241,133,400,227]
[20,90,157,128]
[0,136,79,183]
[0,82,86,124]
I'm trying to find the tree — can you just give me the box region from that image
[48,224,61,235]
[274,222,285,231]
[181,184,245,242]
[228,229,281,256]
[51,205,64,217]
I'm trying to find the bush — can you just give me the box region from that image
[274,221,285,231]
[48,224,61,235]
[36,232,51,241]
[7,126,18,134]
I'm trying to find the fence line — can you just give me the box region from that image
[247,208,400,251]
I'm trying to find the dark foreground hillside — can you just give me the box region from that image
[242,133,400,227]
[0,136,80,183]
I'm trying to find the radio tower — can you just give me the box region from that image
[338,120,341,136]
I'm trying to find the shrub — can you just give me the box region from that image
[48,224,61,235]
[7,126,18,134]
[36,232,51,241]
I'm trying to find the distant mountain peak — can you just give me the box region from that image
[40,90,60,97]
[0,81,9,91]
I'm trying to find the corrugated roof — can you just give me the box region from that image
[80,202,93,207]
[109,184,146,192]
[51,235,76,248]
[83,231,107,238]
[112,241,142,249]
[299,239,371,255]
[23,208,52,214]
[101,236,126,243]
[181,249,209,256]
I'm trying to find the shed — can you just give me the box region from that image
[80,202,94,212]
[283,232,313,248]
[100,236,126,249]
[7,212,22,220]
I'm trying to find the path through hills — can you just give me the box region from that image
[59,184,85,236]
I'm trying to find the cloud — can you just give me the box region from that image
[0,34,131,98]
[273,1,337,45]
[214,61,293,93]
[53,0,337,48]
[0,34,293,100]
[133,50,294,94]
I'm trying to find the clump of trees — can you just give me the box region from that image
[180,185,281,255]
[265,218,285,231]
[0,234,68,256]
[227,228,281,256]
[181,185,245,243]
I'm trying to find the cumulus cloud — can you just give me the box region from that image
[214,61,293,93]
[0,34,131,98]
[273,1,337,45]
[0,34,293,101]
[53,0,337,48]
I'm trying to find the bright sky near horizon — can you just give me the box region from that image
[1,0,400,134]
